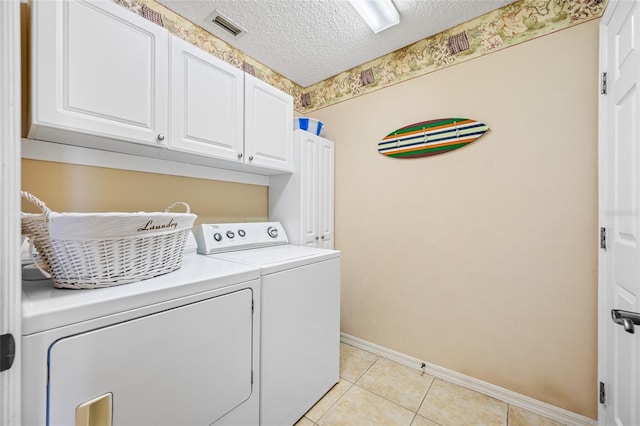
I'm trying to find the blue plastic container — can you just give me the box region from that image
[294,117,324,136]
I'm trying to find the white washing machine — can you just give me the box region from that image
[194,222,341,426]
[22,252,262,426]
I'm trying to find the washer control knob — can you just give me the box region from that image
[226,231,235,239]
[238,229,246,237]
[267,226,278,238]
[213,232,222,242]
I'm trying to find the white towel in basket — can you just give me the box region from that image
[48,212,197,240]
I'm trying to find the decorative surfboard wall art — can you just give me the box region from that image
[378,118,489,158]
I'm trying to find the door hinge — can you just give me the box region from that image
[599,381,606,404]
[600,227,607,250]
[0,333,16,372]
[601,72,608,95]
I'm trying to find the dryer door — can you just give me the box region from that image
[47,289,254,426]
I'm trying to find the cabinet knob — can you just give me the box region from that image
[238,152,243,159]
[157,134,165,141]
[321,235,325,239]
[315,236,319,240]
[248,155,254,161]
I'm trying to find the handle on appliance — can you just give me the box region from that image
[76,393,113,426]
[612,309,640,334]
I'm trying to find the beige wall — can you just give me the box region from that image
[21,160,268,225]
[309,21,599,418]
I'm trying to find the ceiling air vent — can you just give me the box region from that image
[207,10,246,38]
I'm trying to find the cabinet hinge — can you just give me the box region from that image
[252,299,254,313]
[251,370,254,385]
[0,333,16,372]
[601,72,608,95]
[599,381,606,404]
[600,227,607,250]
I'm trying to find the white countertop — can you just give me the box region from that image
[22,254,260,335]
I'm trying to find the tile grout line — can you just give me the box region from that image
[345,347,446,423]
[311,378,356,426]
[308,344,380,425]
[351,382,418,417]
[354,354,381,382]
[415,377,442,426]
[349,361,439,422]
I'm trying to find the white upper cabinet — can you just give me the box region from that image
[270,130,334,248]
[169,36,244,162]
[244,74,293,172]
[29,0,169,148]
[316,137,335,249]
[299,132,320,246]
[28,0,293,175]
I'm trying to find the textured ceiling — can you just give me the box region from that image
[156,0,516,87]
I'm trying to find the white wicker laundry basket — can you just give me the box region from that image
[21,191,197,289]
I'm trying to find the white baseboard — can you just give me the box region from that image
[340,333,597,426]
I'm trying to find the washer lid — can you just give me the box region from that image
[21,254,260,335]
[211,245,340,275]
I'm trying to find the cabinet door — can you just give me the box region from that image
[30,0,168,147]
[299,132,320,247]
[169,36,244,161]
[244,74,293,172]
[318,138,335,249]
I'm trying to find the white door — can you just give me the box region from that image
[300,132,319,247]
[244,73,293,172]
[599,1,640,425]
[169,35,244,161]
[318,138,335,249]
[0,1,22,425]
[30,0,168,147]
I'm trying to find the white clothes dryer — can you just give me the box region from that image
[195,222,341,426]
[22,253,261,426]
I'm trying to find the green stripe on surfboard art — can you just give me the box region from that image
[379,118,489,158]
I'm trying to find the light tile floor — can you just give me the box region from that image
[296,343,567,426]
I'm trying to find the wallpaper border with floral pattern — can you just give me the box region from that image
[115,0,607,114]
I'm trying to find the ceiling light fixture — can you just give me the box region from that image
[348,0,399,34]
